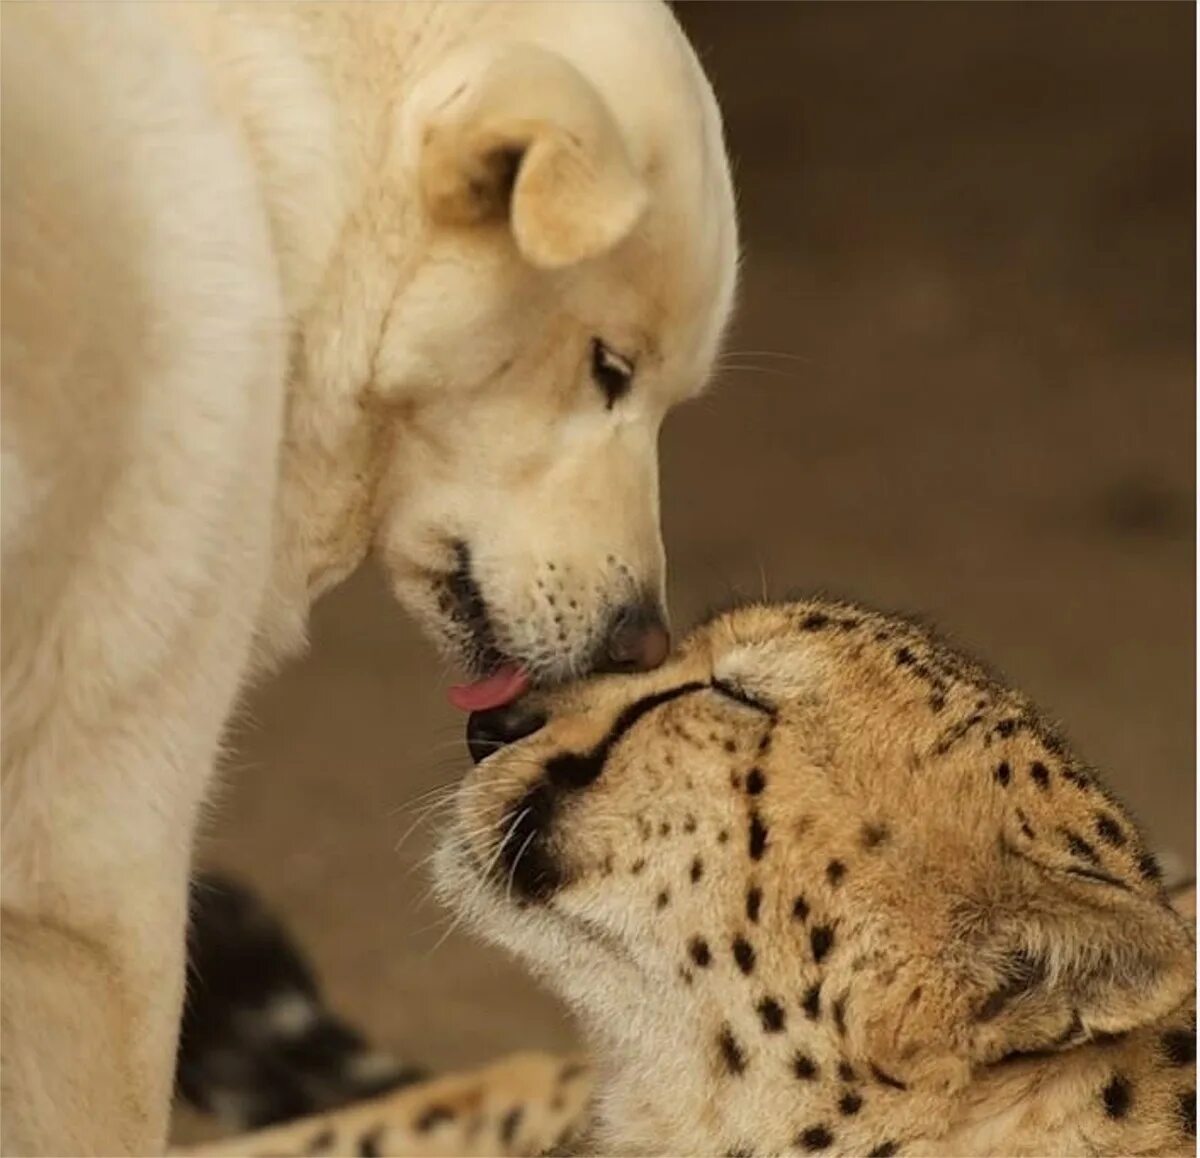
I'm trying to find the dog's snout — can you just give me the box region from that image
[466,704,547,765]
[600,604,671,674]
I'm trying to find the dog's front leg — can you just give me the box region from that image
[0,831,196,1157]
[0,697,233,1158]
[1,897,185,1155]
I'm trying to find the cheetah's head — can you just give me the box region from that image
[436,599,1194,1156]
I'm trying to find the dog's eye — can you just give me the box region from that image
[590,339,634,408]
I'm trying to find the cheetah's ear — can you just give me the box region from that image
[847,855,1194,1090]
[964,859,1195,1065]
[403,43,647,269]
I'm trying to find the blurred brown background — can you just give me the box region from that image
[181,1,1195,1136]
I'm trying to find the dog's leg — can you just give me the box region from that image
[1,655,264,1156]
[1,602,273,1156]
[1,882,190,1155]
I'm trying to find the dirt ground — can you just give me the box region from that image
[177,2,1195,1140]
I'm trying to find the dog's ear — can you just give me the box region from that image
[405,42,647,269]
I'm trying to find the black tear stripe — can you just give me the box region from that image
[500,682,706,901]
[545,682,706,789]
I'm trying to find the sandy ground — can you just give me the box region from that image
[175,2,1194,1141]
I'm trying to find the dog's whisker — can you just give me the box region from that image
[722,347,813,363]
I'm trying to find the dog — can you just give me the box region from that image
[0,3,738,1152]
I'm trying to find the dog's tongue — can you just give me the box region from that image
[447,665,530,712]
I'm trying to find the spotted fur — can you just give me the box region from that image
[171,1050,593,1158]
[433,597,1196,1156]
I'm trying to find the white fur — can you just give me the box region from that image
[0,2,737,1152]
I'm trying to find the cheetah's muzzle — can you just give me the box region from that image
[471,680,708,903]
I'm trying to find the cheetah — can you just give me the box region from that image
[433,597,1196,1156]
[174,597,1194,1157]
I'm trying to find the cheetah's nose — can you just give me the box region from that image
[598,603,671,674]
[466,703,547,765]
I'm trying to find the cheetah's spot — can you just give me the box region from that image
[357,1129,383,1157]
[1062,828,1100,864]
[838,1091,862,1116]
[1138,852,1163,882]
[802,982,822,1020]
[797,1124,834,1152]
[1094,812,1126,847]
[415,1106,455,1133]
[1102,1074,1132,1119]
[718,1025,747,1075]
[792,1052,819,1080]
[499,1107,523,1147]
[1180,1089,1196,1138]
[1163,1028,1196,1067]
[748,812,768,860]
[810,924,834,963]
[832,996,847,1035]
[757,997,785,1033]
[861,823,890,849]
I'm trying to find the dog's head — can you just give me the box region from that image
[349,6,738,699]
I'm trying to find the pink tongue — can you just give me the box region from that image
[447,665,530,712]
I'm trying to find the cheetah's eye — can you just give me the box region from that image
[591,339,634,408]
[712,679,775,716]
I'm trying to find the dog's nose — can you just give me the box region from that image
[600,604,671,674]
[466,703,547,765]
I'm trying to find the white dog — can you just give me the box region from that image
[0,3,737,1152]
